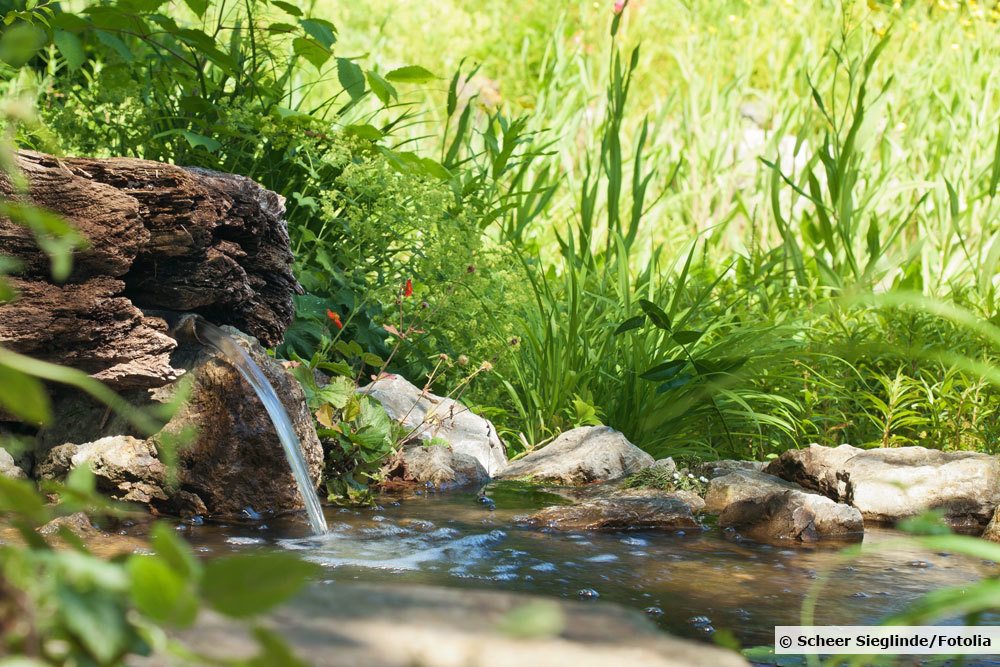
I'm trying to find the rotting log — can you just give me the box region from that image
[0,151,300,390]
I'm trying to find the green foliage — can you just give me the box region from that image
[0,475,315,665]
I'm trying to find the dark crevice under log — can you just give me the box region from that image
[0,151,300,391]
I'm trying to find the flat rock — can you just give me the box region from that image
[135,582,748,667]
[522,489,700,531]
[766,444,1000,530]
[497,426,653,485]
[361,374,507,477]
[707,470,863,543]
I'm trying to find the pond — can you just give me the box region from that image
[169,483,1000,653]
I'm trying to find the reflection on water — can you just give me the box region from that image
[177,485,1000,648]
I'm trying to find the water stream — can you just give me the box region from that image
[189,318,328,535]
[175,486,1000,653]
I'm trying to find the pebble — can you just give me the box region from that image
[577,588,600,600]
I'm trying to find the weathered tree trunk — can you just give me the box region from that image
[0,151,299,390]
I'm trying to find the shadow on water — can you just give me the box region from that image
[176,484,1000,650]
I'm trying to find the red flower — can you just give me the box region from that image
[613,0,626,14]
[326,309,343,329]
[404,278,414,298]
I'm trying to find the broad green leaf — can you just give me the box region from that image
[293,37,329,70]
[0,475,47,524]
[153,129,221,153]
[657,373,694,393]
[345,124,382,141]
[300,18,336,48]
[336,58,365,100]
[128,555,199,626]
[361,352,384,367]
[95,30,134,62]
[385,65,437,84]
[57,586,129,662]
[614,315,645,334]
[182,0,209,17]
[638,299,671,331]
[316,376,354,409]
[671,330,703,345]
[640,359,686,382]
[246,627,310,667]
[366,70,397,105]
[53,30,85,70]
[150,522,201,580]
[271,0,302,16]
[0,23,45,67]
[201,553,320,618]
[0,362,51,424]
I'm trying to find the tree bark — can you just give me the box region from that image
[0,151,300,390]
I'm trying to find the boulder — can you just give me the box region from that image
[498,426,653,485]
[707,470,863,543]
[766,444,1000,530]
[151,328,324,518]
[522,489,700,531]
[704,469,800,514]
[361,374,507,477]
[383,441,488,489]
[38,436,168,505]
[0,447,26,479]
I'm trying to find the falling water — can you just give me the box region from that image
[180,316,328,535]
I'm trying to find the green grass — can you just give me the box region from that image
[306,0,1000,459]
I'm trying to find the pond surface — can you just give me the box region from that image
[175,483,1000,652]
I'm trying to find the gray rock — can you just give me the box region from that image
[704,469,800,513]
[39,436,168,505]
[766,444,1000,530]
[650,457,677,475]
[522,489,699,531]
[146,582,749,667]
[0,447,26,479]
[361,374,507,477]
[707,470,863,543]
[498,426,653,485]
[384,441,488,489]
